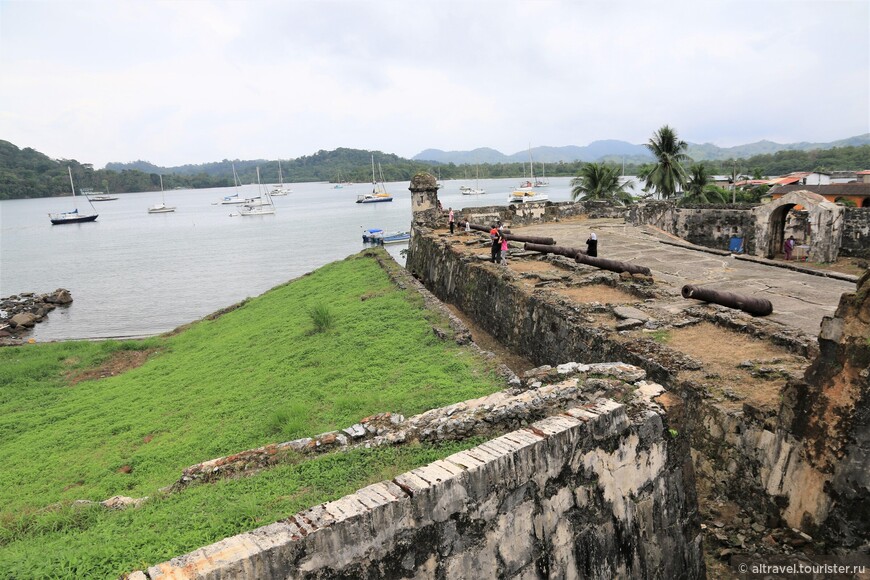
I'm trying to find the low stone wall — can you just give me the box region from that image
[841,208,870,258]
[627,202,757,253]
[134,398,703,579]
[452,200,624,230]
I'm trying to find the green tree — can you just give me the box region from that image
[570,162,633,205]
[680,163,727,204]
[643,125,689,199]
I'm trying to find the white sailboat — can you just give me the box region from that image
[49,167,99,224]
[219,163,249,204]
[509,145,548,203]
[270,160,291,196]
[356,155,393,203]
[535,161,549,187]
[148,175,176,213]
[238,167,275,216]
[461,164,486,195]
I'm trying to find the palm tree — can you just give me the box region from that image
[680,163,727,205]
[571,162,633,205]
[643,125,689,199]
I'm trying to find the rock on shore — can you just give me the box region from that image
[0,289,73,343]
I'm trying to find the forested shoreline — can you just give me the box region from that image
[1,139,867,201]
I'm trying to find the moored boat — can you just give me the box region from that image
[357,154,393,203]
[148,175,176,213]
[49,168,99,225]
[507,190,549,204]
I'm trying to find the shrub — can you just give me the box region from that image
[308,305,335,333]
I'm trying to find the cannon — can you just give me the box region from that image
[681,284,773,317]
[469,224,555,245]
[575,253,652,276]
[523,243,583,259]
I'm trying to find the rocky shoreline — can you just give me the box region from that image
[0,289,73,344]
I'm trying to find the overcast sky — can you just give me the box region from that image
[1,0,867,168]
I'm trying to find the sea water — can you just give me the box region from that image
[0,176,596,340]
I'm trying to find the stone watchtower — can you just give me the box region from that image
[409,172,443,228]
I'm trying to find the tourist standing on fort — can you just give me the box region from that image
[784,235,795,260]
[586,232,598,257]
[490,224,500,263]
[448,208,455,234]
[500,231,509,265]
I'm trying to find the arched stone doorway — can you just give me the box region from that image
[766,203,797,258]
[752,190,844,263]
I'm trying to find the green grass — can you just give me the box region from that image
[647,329,671,343]
[0,252,503,577]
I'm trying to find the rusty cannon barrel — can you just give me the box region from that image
[469,224,555,245]
[574,253,652,276]
[681,284,773,317]
[523,243,583,258]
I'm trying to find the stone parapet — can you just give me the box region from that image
[139,398,703,579]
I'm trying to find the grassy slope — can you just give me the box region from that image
[0,252,502,577]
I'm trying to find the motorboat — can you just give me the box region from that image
[356,193,393,203]
[362,228,384,243]
[507,190,549,204]
[362,228,409,244]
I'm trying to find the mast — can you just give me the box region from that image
[371,154,376,194]
[278,160,284,186]
[68,166,76,198]
[159,174,166,204]
[529,144,535,182]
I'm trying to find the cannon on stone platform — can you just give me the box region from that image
[681,284,773,317]
[523,243,582,259]
[468,224,555,245]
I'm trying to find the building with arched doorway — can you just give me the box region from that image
[753,190,844,263]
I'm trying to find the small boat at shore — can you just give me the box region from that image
[362,228,409,244]
[49,167,99,225]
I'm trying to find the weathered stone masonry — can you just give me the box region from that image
[134,399,703,579]
[406,215,870,554]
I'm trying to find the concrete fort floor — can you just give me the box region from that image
[514,217,855,337]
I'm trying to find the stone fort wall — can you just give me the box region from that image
[134,400,703,579]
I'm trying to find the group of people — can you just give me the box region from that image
[489,222,508,264]
[447,206,600,264]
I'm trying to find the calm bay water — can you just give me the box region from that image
[0,176,586,340]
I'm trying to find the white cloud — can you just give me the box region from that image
[1,0,867,166]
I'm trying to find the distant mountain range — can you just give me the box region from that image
[413,134,870,165]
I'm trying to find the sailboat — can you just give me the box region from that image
[509,145,548,203]
[49,167,99,224]
[356,155,393,203]
[87,185,118,201]
[238,167,275,216]
[148,175,176,213]
[535,162,549,187]
[461,164,486,195]
[220,163,250,204]
[270,160,291,196]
